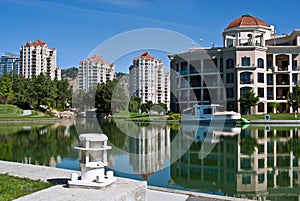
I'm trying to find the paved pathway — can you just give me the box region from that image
[0,161,253,201]
[21,110,32,116]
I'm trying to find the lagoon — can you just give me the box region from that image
[0,119,299,201]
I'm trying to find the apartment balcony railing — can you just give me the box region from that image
[240,79,253,84]
[276,95,287,100]
[276,81,289,85]
[277,66,288,71]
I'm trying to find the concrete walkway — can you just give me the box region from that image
[21,110,32,116]
[250,119,300,124]
[0,161,253,201]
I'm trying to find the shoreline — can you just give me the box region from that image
[0,119,63,124]
[0,160,252,201]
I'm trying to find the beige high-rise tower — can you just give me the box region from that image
[20,39,61,80]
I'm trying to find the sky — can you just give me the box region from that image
[1,0,300,73]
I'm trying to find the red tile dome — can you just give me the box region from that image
[227,15,269,29]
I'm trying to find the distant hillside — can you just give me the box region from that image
[62,67,78,79]
[115,72,128,81]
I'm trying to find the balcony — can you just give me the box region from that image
[277,66,288,71]
[240,79,253,84]
[276,81,290,85]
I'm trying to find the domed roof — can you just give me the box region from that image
[226,15,269,29]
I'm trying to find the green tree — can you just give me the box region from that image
[239,89,259,115]
[95,80,118,114]
[128,96,141,113]
[269,102,280,114]
[0,72,14,104]
[287,85,300,113]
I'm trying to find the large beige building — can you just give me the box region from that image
[169,15,300,114]
[129,52,170,107]
[78,55,115,92]
[20,39,61,80]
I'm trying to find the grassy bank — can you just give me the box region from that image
[113,111,175,121]
[243,113,300,120]
[0,174,53,200]
[0,104,58,121]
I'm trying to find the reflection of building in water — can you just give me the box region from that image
[237,127,300,200]
[171,126,300,200]
[171,125,240,195]
[129,125,170,179]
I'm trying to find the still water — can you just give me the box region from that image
[0,119,300,201]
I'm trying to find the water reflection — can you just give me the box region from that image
[173,125,300,200]
[0,120,78,167]
[1,120,300,201]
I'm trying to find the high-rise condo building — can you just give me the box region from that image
[20,39,61,80]
[0,52,20,76]
[129,52,170,108]
[78,55,115,92]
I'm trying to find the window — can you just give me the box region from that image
[226,88,234,98]
[267,74,273,85]
[241,72,252,84]
[226,59,234,69]
[241,158,251,169]
[258,173,265,184]
[226,73,234,83]
[242,175,251,184]
[258,58,264,68]
[203,108,212,114]
[258,102,264,112]
[242,57,251,66]
[258,88,264,98]
[292,74,298,84]
[258,73,264,83]
[226,173,234,183]
[258,159,264,168]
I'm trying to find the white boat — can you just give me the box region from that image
[181,104,241,125]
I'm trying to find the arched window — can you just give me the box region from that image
[226,59,234,69]
[258,102,264,113]
[258,58,264,68]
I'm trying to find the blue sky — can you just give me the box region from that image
[1,0,300,72]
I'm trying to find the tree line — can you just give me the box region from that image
[0,71,72,111]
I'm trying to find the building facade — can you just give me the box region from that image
[169,15,300,114]
[0,52,20,76]
[78,55,115,92]
[129,52,170,107]
[20,39,61,80]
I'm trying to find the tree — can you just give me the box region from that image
[287,85,300,113]
[239,89,259,115]
[0,71,13,104]
[269,102,280,114]
[128,96,141,113]
[95,80,118,114]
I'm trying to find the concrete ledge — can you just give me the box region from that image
[250,120,300,124]
[0,161,253,201]
[0,161,147,201]
[148,186,253,201]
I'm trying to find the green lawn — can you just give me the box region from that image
[243,113,300,120]
[0,104,58,121]
[113,111,167,121]
[0,174,53,201]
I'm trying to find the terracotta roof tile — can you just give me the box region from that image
[133,52,155,60]
[87,55,110,64]
[227,15,269,29]
[26,39,48,47]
